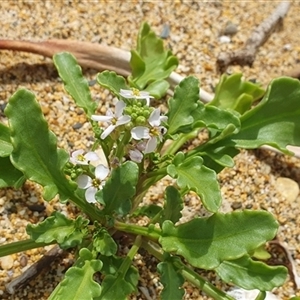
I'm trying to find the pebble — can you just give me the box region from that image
[0,256,14,270]
[275,177,299,203]
[219,35,231,43]
[223,22,238,36]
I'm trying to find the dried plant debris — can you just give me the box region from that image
[216,2,291,73]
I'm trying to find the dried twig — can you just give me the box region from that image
[0,39,214,103]
[6,245,64,294]
[1,35,300,159]
[216,2,291,73]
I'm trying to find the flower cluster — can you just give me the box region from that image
[92,88,167,159]
[72,89,167,203]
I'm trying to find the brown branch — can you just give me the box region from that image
[0,39,131,77]
[216,2,291,73]
[5,245,64,294]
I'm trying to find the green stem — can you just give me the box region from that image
[114,221,161,241]
[117,235,142,278]
[0,239,55,257]
[143,241,234,300]
[162,129,200,156]
[70,191,105,223]
[115,130,131,161]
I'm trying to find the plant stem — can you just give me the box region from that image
[143,241,234,300]
[163,129,200,156]
[0,239,55,257]
[114,221,161,241]
[117,235,142,278]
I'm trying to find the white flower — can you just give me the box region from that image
[76,164,109,203]
[131,108,167,154]
[91,101,131,139]
[120,88,153,105]
[70,149,99,165]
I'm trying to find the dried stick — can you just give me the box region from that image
[216,2,291,73]
[6,245,64,294]
[0,39,214,103]
[1,37,300,158]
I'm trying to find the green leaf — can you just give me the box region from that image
[209,73,265,114]
[93,227,117,256]
[53,52,96,117]
[98,274,133,300]
[100,255,139,294]
[0,123,13,157]
[0,156,25,188]
[167,76,199,135]
[159,186,183,226]
[128,22,178,90]
[167,153,222,212]
[49,248,102,300]
[192,102,241,133]
[145,79,170,99]
[216,255,288,291]
[97,71,129,97]
[131,204,162,218]
[229,77,300,154]
[157,257,185,300]
[97,161,139,216]
[26,212,89,249]
[5,89,75,201]
[159,210,278,269]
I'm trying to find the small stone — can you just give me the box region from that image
[231,201,242,210]
[41,105,50,115]
[20,255,28,267]
[29,196,38,203]
[0,255,14,270]
[275,177,299,203]
[219,35,231,43]
[72,122,83,130]
[223,22,238,36]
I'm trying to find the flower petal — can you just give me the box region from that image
[145,137,157,154]
[77,175,92,189]
[120,89,133,98]
[95,164,110,180]
[115,100,126,117]
[148,108,161,127]
[84,151,100,162]
[70,149,85,164]
[85,186,97,203]
[131,126,150,140]
[101,125,116,139]
[91,115,113,122]
[116,115,131,126]
[160,115,168,124]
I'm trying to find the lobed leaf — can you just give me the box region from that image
[5,89,75,201]
[97,161,139,216]
[159,210,278,270]
[229,77,300,154]
[93,227,117,256]
[209,73,265,114]
[159,186,183,226]
[157,257,185,300]
[97,274,133,300]
[26,212,89,249]
[216,255,288,291]
[128,22,178,91]
[0,156,25,188]
[167,153,222,212]
[53,52,97,117]
[49,248,102,300]
[97,71,129,97]
[0,123,13,157]
[100,255,139,293]
[167,76,199,135]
